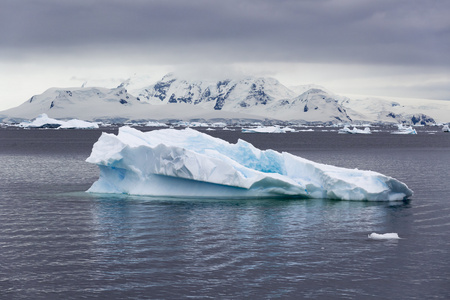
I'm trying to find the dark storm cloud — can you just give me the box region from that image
[1,0,450,66]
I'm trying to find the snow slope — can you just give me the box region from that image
[0,85,266,123]
[342,96,447,124]
[0,86,141,122]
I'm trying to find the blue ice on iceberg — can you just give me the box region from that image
[86,127,413,201]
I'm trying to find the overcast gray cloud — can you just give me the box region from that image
[1,0,450,110]
[1,0,449,65]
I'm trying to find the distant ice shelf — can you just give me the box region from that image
[18,113,98,129]
[86,127,413,201]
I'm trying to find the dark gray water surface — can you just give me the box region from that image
[0,126,449,299]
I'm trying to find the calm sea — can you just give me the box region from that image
[0,126,449,299]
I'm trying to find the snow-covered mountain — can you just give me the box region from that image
[132,73,296,110]
[1,86,143,123]
[268,88,354,123]
[342,96,446,125]
[1,73,449,124]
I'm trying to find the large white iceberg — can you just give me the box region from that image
[86,127,413,201]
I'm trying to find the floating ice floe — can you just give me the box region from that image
[211,122,227,128]
[391,124,417,135]
[242,125,288,133]
[244,126,297,132]
[283,127,296,132]
[368,233,401,240]
[86,127,413,200]
[19,113,98,129]
[442,124,449,132]
[338,125,371,134]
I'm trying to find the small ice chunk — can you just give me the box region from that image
[368,233,401,240]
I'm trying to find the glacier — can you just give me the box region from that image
[86,127,413,201]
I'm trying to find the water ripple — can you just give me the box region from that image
[1,129,450,299]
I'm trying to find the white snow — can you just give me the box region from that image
[86,127,413,201]
[342,95,450,124]
[368,233,401,240]
[19,113,98,129]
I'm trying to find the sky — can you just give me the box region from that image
[1,0,450,111]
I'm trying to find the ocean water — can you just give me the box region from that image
[0,126,449,299]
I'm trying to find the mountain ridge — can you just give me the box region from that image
[1,74,448,124]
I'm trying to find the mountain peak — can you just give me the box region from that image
[161,72,176,81]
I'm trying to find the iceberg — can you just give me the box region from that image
[86,127,413,201]
[19,113,99,129]
[338,125,371,134]
[241,125,289,133]
[368,233,401,240]
[391,124,417,135]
